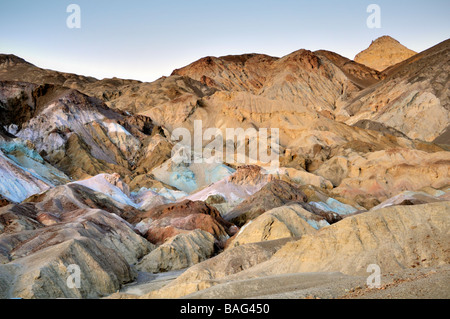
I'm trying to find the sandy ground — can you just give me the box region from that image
[114,265,449,299]
[341,265,450,299]
[119,269,187,296]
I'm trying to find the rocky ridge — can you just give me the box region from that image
[0,35,449,299]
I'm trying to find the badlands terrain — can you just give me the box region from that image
[0,36,449,299]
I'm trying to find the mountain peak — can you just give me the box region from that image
[354,36,417,71]
[371,35,400,44]
[0,54,33,67]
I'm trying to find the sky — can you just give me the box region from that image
[1,0,449,82]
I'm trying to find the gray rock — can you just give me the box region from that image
[137,230,215,273]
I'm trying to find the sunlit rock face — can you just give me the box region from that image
[354,36,417,72]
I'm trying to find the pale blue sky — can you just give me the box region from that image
[1,0,449,82]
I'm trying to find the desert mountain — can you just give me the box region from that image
[139,201,449,299]
[354,36,417,71]
[171,49,381,116]
[0,38,448,204]
[0,36,449,299]
[345,38,450,143]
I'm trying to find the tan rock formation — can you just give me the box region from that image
[355,36,417,71]
[227,204,321,248]
[255,202,450,276]
[137,230,215,273]
[142,239,292,299]
[141,202,449,299]
[322,149,450,208]
[346,39,449,142]
[226,180,308,226]
[0,208,153,298]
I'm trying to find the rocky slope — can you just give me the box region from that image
[0,35,449,299]
[172,49,377,119]
[346,39,450,143]
[135,201,449,299]
[354,36,417,71]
